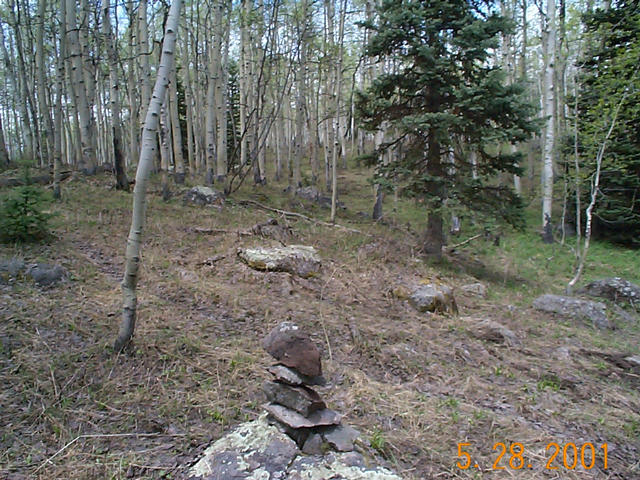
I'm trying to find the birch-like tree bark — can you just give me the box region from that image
[541,0,556,242]
[103,0,129,191]
[65,0,96,174]
[116,0,183,352]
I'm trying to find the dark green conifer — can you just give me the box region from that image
[357,0,537,255]
[577,1,640,247]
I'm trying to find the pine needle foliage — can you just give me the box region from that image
[356,0,538,253]
[0,164,55,243]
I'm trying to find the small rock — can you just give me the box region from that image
[267,365,305,386]
[321,424,360,452]
[238,245,321,278]
[183,186,225,207]
[263,322,322,377]
[578,277,640,305]
[460,282,487,297]
[295,186,321,202]
[263,403,341,429]
[0,257,25,278]
[301,433,324,455]
[409,284,458,314]
[26,263,66,286]
[532,294,612,329]
[262,381,325,417]
[625,355,640,368]
[472,319,520,347]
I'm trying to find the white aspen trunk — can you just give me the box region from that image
[205,38,217,185]
[169,64,185,183]
[116,0,183,352]
[53,23,64,198]
[0,19,33,162]
[216,2,230,182]
[126,1,139,167]
[239,0,250,167]
[65,0,96,174]
[567,92,626,293]
[138,0,151,123]
[541,0,556,242]
[36,0,53,167]
[331,0,347,222]
[104,0,129,191]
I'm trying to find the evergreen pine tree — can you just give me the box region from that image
[357,0,537,256]
[577,1,640,247]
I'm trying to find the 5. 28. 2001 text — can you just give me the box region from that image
[456,442,608,471]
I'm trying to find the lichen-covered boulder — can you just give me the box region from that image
[188,415,298,479]
[409,284,458,314]
[238,245,321,278]
[287,452,402,480]
[532,294,611,329]
[578,277,640,306]
[183,186,225,207]
[187,415,403,480]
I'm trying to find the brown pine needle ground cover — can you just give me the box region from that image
[1,170,639,479]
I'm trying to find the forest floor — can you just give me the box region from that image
[1,165,639,480]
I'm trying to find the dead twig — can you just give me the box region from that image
[445,233,482,251]
[239,199,370,236]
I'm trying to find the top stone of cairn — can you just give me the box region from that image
[262,322,322,378]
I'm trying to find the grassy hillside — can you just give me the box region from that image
[1,166,639,479]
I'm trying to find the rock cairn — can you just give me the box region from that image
[261,322,359,455]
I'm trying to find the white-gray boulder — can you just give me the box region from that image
[409,284,458,314]
[238,245,321,278]
[532,294,612,329]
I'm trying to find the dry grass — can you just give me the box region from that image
[1,170,639,479]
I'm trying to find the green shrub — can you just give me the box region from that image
[0,166,54,243]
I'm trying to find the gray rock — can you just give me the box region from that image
[625,355,640,367]
[263,322,322,377]
[287,452,402,480]
[264,403,341,429]
[188,415,403,479]
[578,277,640,305]
[183,186,225,207]
[409,284,458,314]
[267,365,305,386]
[472,319,520,347]
[262,381,325,417]
[295,186,321,202]
[460,282,487,297]
[238,245,321,278]
[26,263,66,286]
[613,305,638,324]
[188,414,299,479]
[0,257,25,283]
[532,294,612,329]
[301,433,324,455]
[321,424,360,452]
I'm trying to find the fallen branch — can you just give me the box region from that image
[239,199,369,236]
[445,234,482,251]
[0,171,72,188]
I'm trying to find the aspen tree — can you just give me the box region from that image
[116,0,183,352]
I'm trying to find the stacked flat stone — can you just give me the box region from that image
[262,322,360,455]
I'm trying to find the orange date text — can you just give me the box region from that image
[456,441,608,471]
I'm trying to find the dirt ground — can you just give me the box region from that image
[1,173,639,479]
